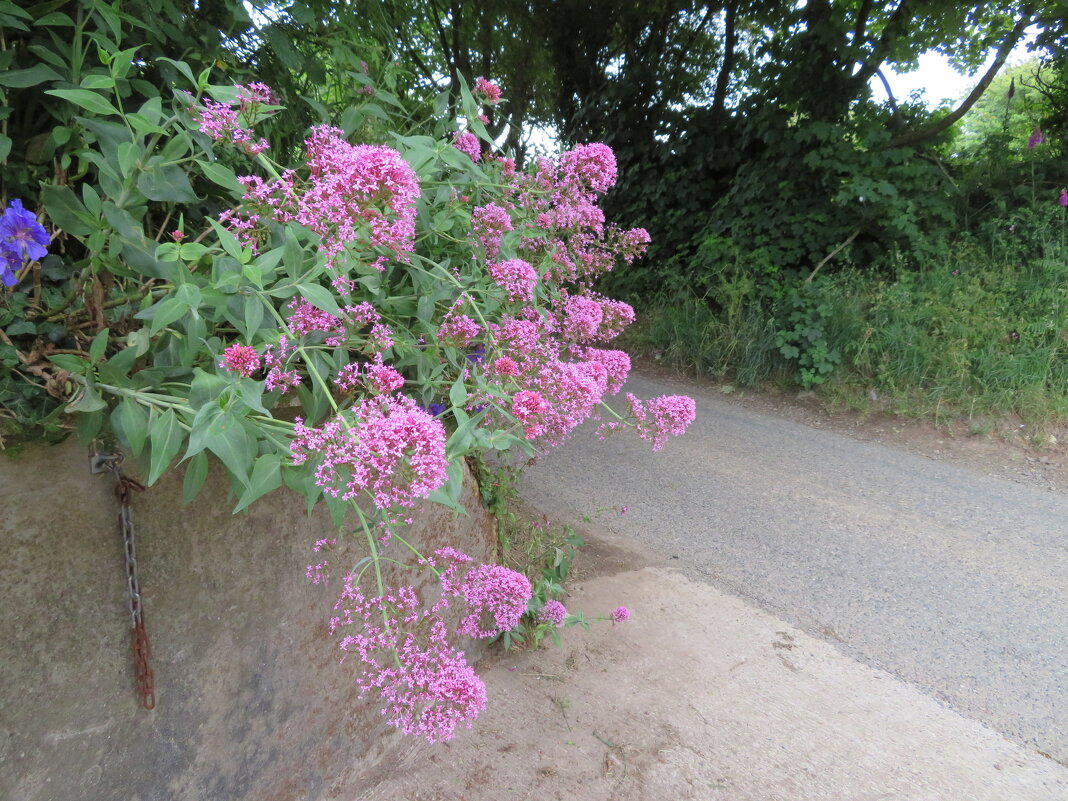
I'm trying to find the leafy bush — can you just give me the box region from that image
[1,3,697,743]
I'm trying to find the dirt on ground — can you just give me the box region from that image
[353,373,1068,801]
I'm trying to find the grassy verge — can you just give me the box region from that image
[621,241,1068,425]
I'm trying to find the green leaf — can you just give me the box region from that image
[113,398,149,455]
[80,74,115,90]
[137,159,197,203]
[232,453,281,513]
[47,353,90,373]
[67,384,107,413]
[196,159,244,195]
[143,296,188,335]
[88,328,109,363]
[0,134,10,163]
[297,283,339,315]
[449,375,467,407]
[0,64,62,87]
[205,412,253,488]
[148,408,184,485]
[243,294,264,340]
[45,88,120,117]
[182,451,209,503]
[40,184,94,236]
[189,367,229,409]
[157,57,198,89]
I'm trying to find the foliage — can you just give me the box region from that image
[0,0,694,743]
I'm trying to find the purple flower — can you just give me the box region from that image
[427,402,447,417]
[1060,189,1067,208]
[1,249,20,287]
[610,606,630,623]
[466,344,486,364]
[539,600,567,627]
[1028,127,1046,149]
[0,200,50,279]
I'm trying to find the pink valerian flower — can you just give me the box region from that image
[290,394,448,511]
[219,343,260,377]
[560,294,604,342]
[518,359,609,446]
[224,127,419,271]
[263,335,301,393]
[334,359,404,394]
[493,356,521,377]
[456,563,532,638]
[1029,126,1047,148]
[610,606,630,623]
[332,577,487,743]
[438,304,482,346]
[306,561,330,584]
[474,76,502,105]
[539,600,567,627]
[625,393,697,451]
[595,297,636,341]
[191,89,271,155]
[511,389,550,438]
[471,203,513,259]
[171,230,185,241]
[359,85,375,96]
[1060,189,1067,207]
[287,298,347,345]
[477,113,489,125]
[583,348,630,394]
[489,258,538,303]
[452,130,481,162]
[558,142,617,194]
[489,313,558,365]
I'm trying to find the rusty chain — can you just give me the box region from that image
[91,449,155,710]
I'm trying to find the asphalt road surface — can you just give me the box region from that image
[520,371,1068,765]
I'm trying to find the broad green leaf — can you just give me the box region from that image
[196,159,244,195]
[148,409,184,485]
[88,328,109,363]
[0,134,10,163]
[113,398,149,455]
[45,88,120,117]
[142,296,188,335]
[189,368,228,409]
[40,184,94,236]
[204,412,253,488]
[47,353,90,373]
[297,282,339,315]
[0,64,62,87]
[67,384,106,413]
[137,159,197,203]
[80,74,115,90]
[449,375,467,407]
[243,294,264,339]
[232,453,281,513]
[182,451,209,503]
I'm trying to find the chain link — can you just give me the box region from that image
[94,448,155,710]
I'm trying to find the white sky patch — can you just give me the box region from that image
[875,27,1040,109]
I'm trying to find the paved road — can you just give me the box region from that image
[520,372,1068,764]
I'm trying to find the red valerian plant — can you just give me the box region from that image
[24,64,693,742]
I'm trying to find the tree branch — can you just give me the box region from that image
[887,7,1034,149]
[712,0,738,119]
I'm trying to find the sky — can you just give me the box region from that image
[875,30,1039,109]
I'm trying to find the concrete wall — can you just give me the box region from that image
[0,439,497,801]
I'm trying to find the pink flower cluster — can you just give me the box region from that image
[222,125,419,272]
[539,600,567,627]
[191,84,272,155]
[471,203,513,259]
[335,357,405,395]
[453,131,482,163]
[291,395,448,512]
[219,343,260,377]
[625,393,697,451]
[489,258,537,302]
[474,77,502,105]
[328,547,532,742]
